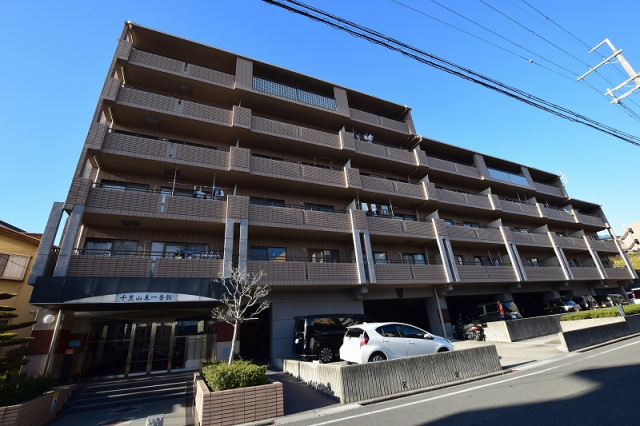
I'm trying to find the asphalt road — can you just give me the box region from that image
[278,335,640,425]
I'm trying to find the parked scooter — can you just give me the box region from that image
[453,316,486,341]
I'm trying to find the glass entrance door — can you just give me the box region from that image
[126,322,176,376]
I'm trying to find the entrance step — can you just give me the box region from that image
[58,371,195,415]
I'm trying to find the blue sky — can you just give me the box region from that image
[1,0,638,236]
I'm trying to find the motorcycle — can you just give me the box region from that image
[453,316,486,341]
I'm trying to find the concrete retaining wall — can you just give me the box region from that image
[484,316,560,342]
[559,322,632,352]
[559,317,625,332]
[284,346,501,403]
[626,315,640,333]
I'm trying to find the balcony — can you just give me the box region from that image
[457,264,517,282]
[498,199,540,217]
[353,137,416,165]
[250,155,345,187]
[569,266,602,280]
[539,205,574,223]
[508,231,552,247]
[534,181,565,197]
[424,156,481,179]
[251,115,340,149]
[604,267,634,280]
[365,216,436,239]
[85,185,228,223]
[115,85,233,126]
[373,263,447,284]
[434,188,492,210]
[588,238,619,253]
[128,48,235,88]
[552,235,588,250]
[575,212,607,228]
[248,204,351,232]
[445,224,503,244]
[247,260,359,286]
[103,130,230,170]
[349,108,409,133]
[67,253,224,278]
[360,175,425,200]
[523,266,565,280]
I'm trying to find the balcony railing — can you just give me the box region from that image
[246,259,359,285]
[373,263,446,283]
[435,188,492,209]
[499,199,539,216]
[365,215,436,239]
[360,175,425,199]
[116,85,233,126]
[553,235,588,250]
[569,266,602,280]
[251,115,340,148]
[604,267,633,279]
[424,156,481,179]
[456,264,517,281]
[589,238,618,252]
[103,129,230,170]
[248,204,351,231]
[353,137,416,164]
[575,212,607,227]
[250,155,344,187]
[129,48,235,87]
[534,181,565,197]
[349,107,409,133]
[445,224,503,243]
[540,205,574,222]
[523,266,565,280]
[252,76,336,111]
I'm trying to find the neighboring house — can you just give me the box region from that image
[26,22,637,380]
[620,222,640,252]
[0,221,40,359]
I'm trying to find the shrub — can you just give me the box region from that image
[561,304,640,321]
[0,376,52,407]
[201,360,268,391]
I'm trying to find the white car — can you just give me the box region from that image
[339,322,453,364]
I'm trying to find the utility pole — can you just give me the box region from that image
[578,38,640,104]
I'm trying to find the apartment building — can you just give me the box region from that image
[620,221,640,252]
[27,22,636,379]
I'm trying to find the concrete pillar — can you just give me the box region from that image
[427,290,451,338]
[361,230,376,283]
[53,204,84,277]
[238,219,248,271]
[223,218,235,278]
[28,202,64,284]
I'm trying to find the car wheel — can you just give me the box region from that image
[369,352,387,362]
[318,346,334,364]
[437,348,449,353]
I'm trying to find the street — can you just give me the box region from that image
[278,335,640,425]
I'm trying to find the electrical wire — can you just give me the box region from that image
[262,0,640,146]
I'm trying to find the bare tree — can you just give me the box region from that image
[210,268,270,365]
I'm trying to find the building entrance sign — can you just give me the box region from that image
[115,292,177,303]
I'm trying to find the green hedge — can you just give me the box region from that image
[201,360,268,391]
[0,376,52,407]
[560,304,640,321]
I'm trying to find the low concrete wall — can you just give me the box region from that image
[484,316,560,342]
[0,385,74,426]
[559,317,625,332]
[559,321,632,352]
[626,315,640,334]
[284,346,501,403]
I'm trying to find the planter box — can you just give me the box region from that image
[0,385,74,426]
[193,373,283,426]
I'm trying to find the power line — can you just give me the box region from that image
[262,0,640,147]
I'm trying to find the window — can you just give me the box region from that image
[513,227,529,233]
[525,258,540,267]
[463,221,480,228]
[567,259,579,267]
[373,252,388,264]
[0,253,29,281]
[443,219,454,226]
[393,213,417,221]
[402,253,426,264]
[160,186,194,198]
[249,247,286,261]
[473,256,492,266]
[84,239,139,257]
[376,324,400,337]
[454,255,464,265]
[304,203,334,213]
[308,249,340,263]
[100,180,149,193]
[250,197,285,207]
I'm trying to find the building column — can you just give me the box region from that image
[427,290,451,338]
[53,204,84,277]
[28,202,64,284]
[237,219,248,272]
[500,226,526,281]
[222,218,235,278]
[548,232,574,281]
